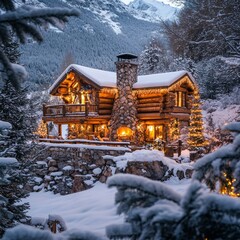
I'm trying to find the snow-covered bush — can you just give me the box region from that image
[107,175,240,240]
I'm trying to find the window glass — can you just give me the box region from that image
[175,92,186,107]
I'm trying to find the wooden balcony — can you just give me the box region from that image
[43,103,98,118]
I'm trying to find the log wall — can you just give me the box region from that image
[98,92,115,115]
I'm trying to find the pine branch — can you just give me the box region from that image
[108,174,181,204]
[0,49,19,89]
[0,7,79,23]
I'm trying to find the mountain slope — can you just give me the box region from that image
[128,0,178,22]
[19,0,169,89]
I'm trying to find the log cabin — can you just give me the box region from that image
[42,54,198,145]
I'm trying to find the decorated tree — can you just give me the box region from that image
[35,120,48,138]
[193,122,240,197]
[188,91,207,150]
[169,118,180,142]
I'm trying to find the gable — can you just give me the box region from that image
[49,65,116,95]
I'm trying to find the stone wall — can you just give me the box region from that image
[27,143,192,195]
[27,143,131,195]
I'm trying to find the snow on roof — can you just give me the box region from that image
[49,64,193,93]
[134,70,188,88]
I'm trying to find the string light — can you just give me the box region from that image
[221,172,240,197]
[35,120,48,138]
[188,90,208,149]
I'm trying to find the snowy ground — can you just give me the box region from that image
[24,178,191,237]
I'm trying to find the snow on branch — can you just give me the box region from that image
[223,122,240,134]
[0,7,79,23]
[107,173,181,204]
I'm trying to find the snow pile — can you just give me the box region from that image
[40,142,130,151]
[104,149,193,175]
[20,179,191,237]
[22,183,124,235]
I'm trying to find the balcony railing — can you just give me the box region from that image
[43,103,98,117]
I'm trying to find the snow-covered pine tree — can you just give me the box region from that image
[193,122,240,196]
[107,174,240,239]
[0,121,29,237]
[161,0,240,61]
[139,38,171,74]
[0,1,78,235]
[0,0,79,89]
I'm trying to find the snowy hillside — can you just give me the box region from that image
[129,0,178,22]
[18,0,161,89]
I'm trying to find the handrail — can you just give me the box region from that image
[43,103,98,117]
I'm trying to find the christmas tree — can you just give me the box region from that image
[188,91,207,150]
[35,120,48,138]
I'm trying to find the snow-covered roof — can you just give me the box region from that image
[134,70,189,88]
[49,64,195,94]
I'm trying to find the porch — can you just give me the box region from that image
[43,103,98,118]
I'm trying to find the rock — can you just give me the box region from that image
[185,168,193,178]
[48,166,58,172]
[72,175,87,193]
[176,170,185,180]
[48,159,57,167]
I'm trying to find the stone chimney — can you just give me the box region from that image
[109,54,139,141]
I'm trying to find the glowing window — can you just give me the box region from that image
[175,92,186,107]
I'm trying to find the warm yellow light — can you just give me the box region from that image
[117,127,132,137]
[149,126,154,131]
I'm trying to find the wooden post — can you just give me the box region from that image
[62,105,66,116]
[85,102,89,116]
[51,221,57,233]
[46,122,49,138]
[58,124,62,138]
[178,139,182,157]
[43,104,46,116]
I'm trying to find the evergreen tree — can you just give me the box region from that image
[0,0,79,235]
[196,56,240,99]
[0,0,79,89]
[188,91,207,150]
[0,122,29,237]
[107,173,240,240]
[139,38,172,74]
[161,0,240,61]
